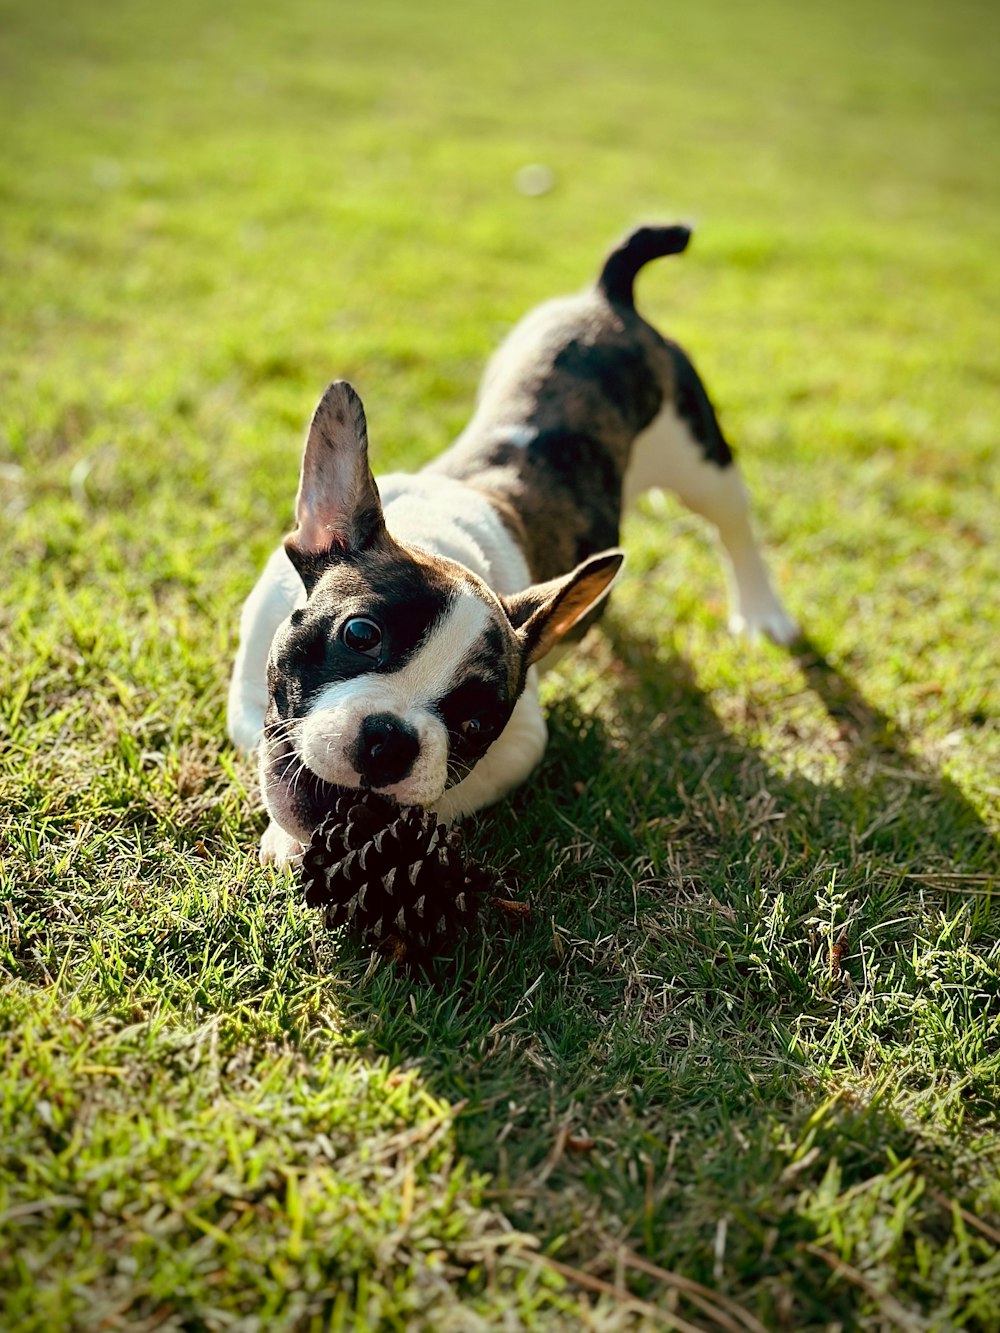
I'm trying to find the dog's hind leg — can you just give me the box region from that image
[624,350,798,644]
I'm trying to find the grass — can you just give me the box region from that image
[1,0,998,1326]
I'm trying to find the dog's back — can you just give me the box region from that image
[427,225,730,584]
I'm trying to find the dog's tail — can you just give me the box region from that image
[597,224,692,308]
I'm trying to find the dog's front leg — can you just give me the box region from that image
[259,819,304,870]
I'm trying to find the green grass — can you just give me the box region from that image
[2,0,998,1326]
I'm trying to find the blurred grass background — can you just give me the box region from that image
[1,0,998,1327]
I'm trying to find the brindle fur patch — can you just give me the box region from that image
[429,278,732,590]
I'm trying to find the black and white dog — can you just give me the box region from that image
[227,225,797,867]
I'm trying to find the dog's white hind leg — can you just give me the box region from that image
[624,407,799,644]
[227,546,306,752]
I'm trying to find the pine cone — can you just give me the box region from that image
[300,791,510,951]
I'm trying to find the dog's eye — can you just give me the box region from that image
[342,616,383,658]
[460,716,492,741]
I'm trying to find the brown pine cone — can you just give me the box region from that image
[300,791,513,951]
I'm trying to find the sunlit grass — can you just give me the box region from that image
[2,0,998,1326]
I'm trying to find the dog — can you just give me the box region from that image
[227,224,798,868]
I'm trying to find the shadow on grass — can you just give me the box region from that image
[324,624,998,1322]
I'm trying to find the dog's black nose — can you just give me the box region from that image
[354,713,420,787]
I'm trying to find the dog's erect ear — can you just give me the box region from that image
[283,381,385,586]
[503,550,624,666]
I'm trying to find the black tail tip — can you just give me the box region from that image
[630,222,693,254]
[598,223,693,306]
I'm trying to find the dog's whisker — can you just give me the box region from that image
[261,723,301,755]
[266,720,302,745]
[262,727,304,760]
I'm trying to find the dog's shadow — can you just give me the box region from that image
[323,619,997,1286]
[468,619,995,949]
[335,613,995,1033]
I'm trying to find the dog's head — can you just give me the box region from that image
[261,381,621,841]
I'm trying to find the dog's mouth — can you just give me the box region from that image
[260,727,347,842]
[260,724,452,838]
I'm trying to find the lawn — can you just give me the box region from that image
[1,0,998,1327]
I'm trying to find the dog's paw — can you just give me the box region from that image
[227,714,263,754]
[729,601,800,646]
[259,821,304,870]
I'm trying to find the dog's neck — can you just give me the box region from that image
[376,470,533,598]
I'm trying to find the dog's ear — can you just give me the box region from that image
[503,549,624,666]
[284,380,385,587]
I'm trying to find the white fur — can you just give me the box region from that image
[226,545,306,753]
[624,407,798,644]
[259,818,306,868]
[378,471,531,593]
